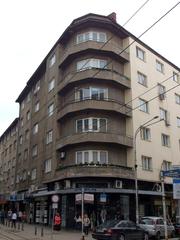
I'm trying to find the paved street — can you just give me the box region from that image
[0,223,180,240]
[0,223,92,240]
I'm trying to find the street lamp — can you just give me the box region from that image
[134,115,159,225]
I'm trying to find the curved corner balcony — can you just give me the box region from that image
[55,164,134,180]
[56,131,133,149]
[59,41,129,68]
[58,68,130,93]
[57,99,132,120]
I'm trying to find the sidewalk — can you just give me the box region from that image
[0,223,180,240]
[0,223,92,240]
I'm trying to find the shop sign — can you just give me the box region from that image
[173,179,180,199]
[100,193,107,203]
[75,193,94,204]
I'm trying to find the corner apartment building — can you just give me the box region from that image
[1,13,179,226]
[0,118,19,207]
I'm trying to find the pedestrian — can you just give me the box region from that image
[74,214,82,230]
[7,209,12,226]
[11,211,17,229]
[29,212,33,224]
[83,214,90,235]
[18,210,22,222]
[22,211,27,223]
[1,209,5,225]
[53,212,61,231]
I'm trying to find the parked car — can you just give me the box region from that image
[92,219,149,240]
[139,216,175,239]
[174,223,180,235]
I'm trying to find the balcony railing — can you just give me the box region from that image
[57,98,132,119]
[58,68,130,92]
[59,41,129,67]
[56,131,133,149]
[55,164,134,180]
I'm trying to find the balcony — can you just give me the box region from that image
[58,68,130,93]
[56,132,133,149]
[59,41,129,68]
[55,164,134,180]
[57,99,132,120]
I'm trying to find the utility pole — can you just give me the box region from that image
[161,174,168,240]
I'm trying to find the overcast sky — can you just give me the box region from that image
[0,0,179,135]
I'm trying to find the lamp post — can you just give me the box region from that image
[134,115,159,225]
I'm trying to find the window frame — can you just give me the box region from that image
[140,127,151,141]
[142,155,152,171]
[136,47,145,61]
[76,31,107,44]
[139,98,149,113]
[161,134,170,147]
[75,150,108,164]
[137,71,147,87]
[76,117,107,133]
[44,159,52,173]
[156,60,164,73]
[46,130,53,144]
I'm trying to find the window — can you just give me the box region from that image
[26,93,31,103]
[162,134,170,147]
[142,156,152,171]
[158,84,166,100]
[25,129,29,140]
[32,145,38,157]
[31,168,37,180]
[76,31,107,44]
[173,72,179,83]
[175,94,180,104]
[34,101,40,112]
[77,58,107,71]
[24,149,28,161]
[46,130,53,144]
[162,160,172,171]
[141,127,151,141]
[32,123,38,135]
[160,108,170,125]
[76,118,107,132]
[139,98,148,113]
[26,111,30,121]
[21,118,24,127]
[177,117,180,127]
[21,101,24,110]
[75,150,108,164]
[33,81,40,94]
[48,78,55,92]
[44,159,51,173]
[19,136,23,145]
[136,47,145,61]
[14,140,17,150]
[137,72,147,86]
[49,54,56,67]
[75,87,108,101]
[156,60,164,73]
[48,103,54,116]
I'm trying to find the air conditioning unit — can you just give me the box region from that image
[54,182,60,191]
[60,151,66,159]
[115,180,122,189]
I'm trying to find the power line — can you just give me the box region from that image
[122,0,151,26]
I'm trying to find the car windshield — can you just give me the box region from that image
[140,218,154,225]
[98,220,119,229]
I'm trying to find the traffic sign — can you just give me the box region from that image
[52,203,58,209]
[161,169,180,178]
[52,195,59,203]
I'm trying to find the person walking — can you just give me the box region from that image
[83,214,90,235]
[18,210,22,222]
[11,211,17,229]
[54,212,61,231]
[7,209,12,226]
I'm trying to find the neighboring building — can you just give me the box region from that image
[1,13,180,226]
[0,118,19,208]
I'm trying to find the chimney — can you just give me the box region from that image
[107,12,116,22]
